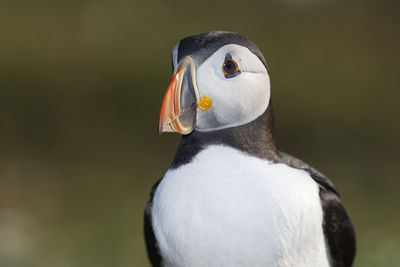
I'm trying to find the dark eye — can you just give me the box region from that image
[222,54,241,78]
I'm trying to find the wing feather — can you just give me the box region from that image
[144,180,163,267]
[278,152,356,267]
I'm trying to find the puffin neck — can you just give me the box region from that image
[170,102,279,169]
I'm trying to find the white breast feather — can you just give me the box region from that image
[151,145,330,267]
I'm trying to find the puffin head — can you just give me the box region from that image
[159,31,270,134]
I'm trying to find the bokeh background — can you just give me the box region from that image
[1,0,399,266]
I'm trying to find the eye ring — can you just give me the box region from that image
[222,54,241,78]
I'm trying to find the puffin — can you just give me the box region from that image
[144,31,356,267]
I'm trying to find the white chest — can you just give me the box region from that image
[151,145,330,267]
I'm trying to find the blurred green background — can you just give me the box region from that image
[0,0,399,266]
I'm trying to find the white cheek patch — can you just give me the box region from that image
[195,44,270,131]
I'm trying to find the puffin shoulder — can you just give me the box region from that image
[278,151,338,195]
[278,151,356,267]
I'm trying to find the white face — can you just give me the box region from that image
[174,44,271,132]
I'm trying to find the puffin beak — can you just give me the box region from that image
[158,56,201,134]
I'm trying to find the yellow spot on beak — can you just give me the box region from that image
[198,95,213,111]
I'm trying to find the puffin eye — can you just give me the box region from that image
[222,53,241,78]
